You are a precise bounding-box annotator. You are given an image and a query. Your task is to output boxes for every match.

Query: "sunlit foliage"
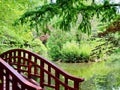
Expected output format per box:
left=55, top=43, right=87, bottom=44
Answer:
left=17, top=0, right=120, bottom=34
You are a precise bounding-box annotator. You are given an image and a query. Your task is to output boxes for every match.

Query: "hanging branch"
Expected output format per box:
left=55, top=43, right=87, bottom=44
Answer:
left=16, top=0, right=120, bottom=34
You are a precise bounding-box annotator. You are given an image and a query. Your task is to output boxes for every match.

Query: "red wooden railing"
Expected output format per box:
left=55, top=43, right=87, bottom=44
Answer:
left=0, top=49, right=84, bottom=90
left=0, top=58, right=42, bottom=90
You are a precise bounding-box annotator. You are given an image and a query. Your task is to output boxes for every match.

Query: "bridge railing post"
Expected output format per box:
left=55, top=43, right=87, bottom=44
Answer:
left=0, top=64, right=3, bottom=89
left=55, top=71, right=60, bottom=90
left=40, top=60, right=44, bottom=88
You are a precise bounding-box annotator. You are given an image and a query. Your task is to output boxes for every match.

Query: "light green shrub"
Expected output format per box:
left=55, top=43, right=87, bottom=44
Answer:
left=61, top=41, right=91, bottom=62
left=0, top=29, right=48, bottom=58
left=28, top=38, right=48, bottom=57
left=80, top=43, right=91, bottom=60
left=61, top=41, right=80, bottom=62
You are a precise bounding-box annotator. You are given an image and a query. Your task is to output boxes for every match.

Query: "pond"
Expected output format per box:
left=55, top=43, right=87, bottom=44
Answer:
left=56, top=53, right=120, bottom=90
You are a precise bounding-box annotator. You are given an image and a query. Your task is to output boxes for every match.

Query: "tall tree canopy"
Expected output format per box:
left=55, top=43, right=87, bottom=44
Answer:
left=17, top=0, right=120, bottom=35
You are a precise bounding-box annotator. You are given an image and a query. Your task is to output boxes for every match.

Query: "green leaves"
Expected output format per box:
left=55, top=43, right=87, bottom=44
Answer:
left=17, top=3, right=59, bottom=32
left=17, top=0, right=120, bottom=34
left=61, top=41, right=91, bottom=62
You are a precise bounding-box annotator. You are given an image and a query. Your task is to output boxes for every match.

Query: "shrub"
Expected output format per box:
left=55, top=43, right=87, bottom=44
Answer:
left=80, top=43, right=91, bottom=61
left=47, top=30, right=76, bottom=61
left=0, top=28, right=48, bottom=58
left=27, top=38, right=48, bottom=57
left=61, top=41, right=91, bottom=62
left=61, top=41, right=80, bottom=62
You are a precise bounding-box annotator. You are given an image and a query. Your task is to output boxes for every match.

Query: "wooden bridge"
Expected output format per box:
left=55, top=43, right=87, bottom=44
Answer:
left=0, top=49, right=84, bottom=90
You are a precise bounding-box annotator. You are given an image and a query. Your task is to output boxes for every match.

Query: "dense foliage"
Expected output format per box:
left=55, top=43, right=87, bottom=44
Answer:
left=13, top=0, right=120, bottom=63
left=0, top=0, right=48, bottom=56
left=61, top=41, right=91, bottom=62
left=1, top=0, right=120, bottom=90
left=17, top=0, right=120, bottom=34
left=1, top=0, right=120, bottom=62
left=46, top=29, right=77, bottom=61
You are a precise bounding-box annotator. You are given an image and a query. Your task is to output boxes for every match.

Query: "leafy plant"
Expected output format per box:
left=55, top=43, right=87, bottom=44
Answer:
left=61, top=41, right=91, bottom=62
left=61, top=41, right=80, bottom=62
left=18, top=0, right=119, bottom=35
left=46, top=29, right=76, bottom=61
left=29, top=39, right=48, bottom=57
left=80, top=43, right=91, bottom=61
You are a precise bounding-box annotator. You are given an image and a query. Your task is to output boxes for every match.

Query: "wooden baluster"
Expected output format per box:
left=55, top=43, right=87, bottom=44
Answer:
left=6, top=54, right=9, bottom=62
left=0, top=66, right=3, bottom=89
left=6, top=70, right=9, bottom=90
left=32, top=57, right=37, bottom=81
left=40, top=60, right=44, bottom=88
left=9, top=52, right=12, bottom=66
left=28, top=54, right=32, bottom=79
left=18, top=51, right=21, bottom=73
left=74, top=81, right=79, bottom=90
left=65, top=77, right=68, bottom=90
left=5, top=54, right=7, bottom=61
left=21, top=84, right=26, bottom=90
left=12, top=77, right=17, bottom=89
left=23, top=52, right=25, bottom=64
left=34, top=57, right=37, bottom=75
left=48, top=66, right=51, bottom=85
left=55, top=71, right=60, bottom=90
left=13, top=51, right=16, bottom=63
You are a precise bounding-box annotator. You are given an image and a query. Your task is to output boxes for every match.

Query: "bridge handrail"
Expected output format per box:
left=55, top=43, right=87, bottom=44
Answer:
left=0, top=58, right=42, bottom=90
left=0, top=49, right=84, bottom=90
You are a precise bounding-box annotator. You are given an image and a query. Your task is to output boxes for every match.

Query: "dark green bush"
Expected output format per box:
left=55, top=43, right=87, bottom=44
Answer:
left=47, top=30, right=76, bottom=61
